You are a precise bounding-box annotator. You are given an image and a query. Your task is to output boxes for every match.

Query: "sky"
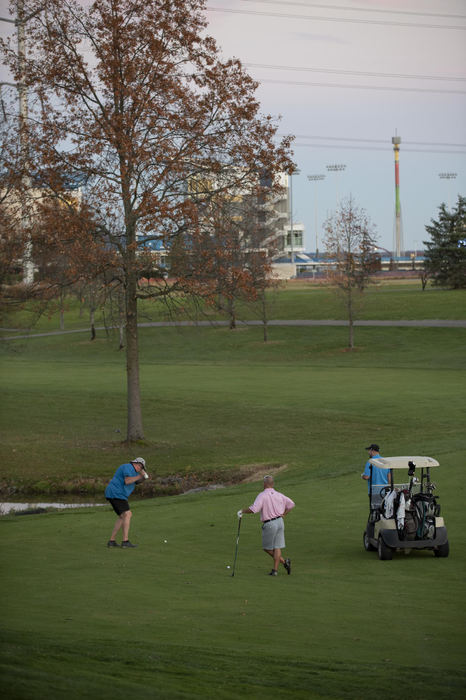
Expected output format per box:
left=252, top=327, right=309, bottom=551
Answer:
left=204, top=0, right=466, bottom=252
left=1, top=0, right=465, bottom=253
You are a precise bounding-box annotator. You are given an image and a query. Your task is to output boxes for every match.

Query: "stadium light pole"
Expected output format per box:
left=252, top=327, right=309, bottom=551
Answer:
left=438, top=172, right=457, bottom=211
left=289, top=168, right=300, bottom=267
left=307, top=174, right=325, bottom=258
left=326, top=164, right=346, bottom=209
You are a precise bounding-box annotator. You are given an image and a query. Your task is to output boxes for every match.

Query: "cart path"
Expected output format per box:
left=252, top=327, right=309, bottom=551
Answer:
left=1, top=318, right=465, bottom=340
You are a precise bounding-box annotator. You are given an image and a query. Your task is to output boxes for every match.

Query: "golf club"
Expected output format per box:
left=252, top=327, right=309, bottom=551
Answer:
left=231, top=516, right=242, bottom=577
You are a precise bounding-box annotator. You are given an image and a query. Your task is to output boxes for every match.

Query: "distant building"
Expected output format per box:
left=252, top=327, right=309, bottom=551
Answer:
left=293, top=250, right=425, bottom=278
left=271, top=173, right=306, bottom=279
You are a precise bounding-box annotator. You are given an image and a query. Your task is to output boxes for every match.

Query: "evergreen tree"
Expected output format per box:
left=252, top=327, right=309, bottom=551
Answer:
left=423, top=196, right=466, bottom=289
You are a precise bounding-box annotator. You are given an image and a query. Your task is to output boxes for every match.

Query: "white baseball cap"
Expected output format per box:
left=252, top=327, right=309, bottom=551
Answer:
left=132, top=457, right=146, bottom=468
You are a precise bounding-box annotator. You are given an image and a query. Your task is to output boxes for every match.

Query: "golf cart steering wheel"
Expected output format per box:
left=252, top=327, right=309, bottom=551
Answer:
left=379, top=486, right=391, bottom=498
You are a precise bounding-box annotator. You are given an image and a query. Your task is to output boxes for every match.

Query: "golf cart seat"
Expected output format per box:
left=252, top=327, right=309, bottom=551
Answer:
left=369, top=487, right=387, bottom=511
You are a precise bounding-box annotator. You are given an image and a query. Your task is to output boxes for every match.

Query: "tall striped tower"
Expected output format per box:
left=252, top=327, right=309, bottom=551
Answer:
left=392, top=134, right=403, bottom=258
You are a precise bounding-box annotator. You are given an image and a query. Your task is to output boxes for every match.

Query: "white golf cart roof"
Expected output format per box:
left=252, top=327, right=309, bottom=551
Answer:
left=370, top=456, right=439, bottom=470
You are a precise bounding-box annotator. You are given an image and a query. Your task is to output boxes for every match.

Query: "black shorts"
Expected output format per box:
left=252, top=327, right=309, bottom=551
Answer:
left=106, top=498, right=130, bottom=516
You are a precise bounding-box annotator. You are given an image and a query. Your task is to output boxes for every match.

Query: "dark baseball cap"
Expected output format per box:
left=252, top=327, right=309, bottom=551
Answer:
left=365, top=444, right=380, bottom=452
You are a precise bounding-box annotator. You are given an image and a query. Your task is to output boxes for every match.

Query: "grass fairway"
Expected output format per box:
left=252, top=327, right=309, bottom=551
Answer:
left=1, top=473, right=465, bottom=699
left=1, top=325, right=465, bottom=482
left=2, top=280, right=466, bottom=337
left=1, top=318, right=466, bottom=698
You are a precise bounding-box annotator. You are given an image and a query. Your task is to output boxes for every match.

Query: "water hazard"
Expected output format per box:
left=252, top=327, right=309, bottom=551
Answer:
left=0, top=501, right=107, bottom=516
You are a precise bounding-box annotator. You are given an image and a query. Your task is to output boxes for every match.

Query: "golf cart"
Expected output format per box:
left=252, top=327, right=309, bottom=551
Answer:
left=363, top=456, right=449, bottom=560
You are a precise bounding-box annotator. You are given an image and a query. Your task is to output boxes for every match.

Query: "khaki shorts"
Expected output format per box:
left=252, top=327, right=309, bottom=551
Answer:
left=262, top=517, right=285, bottom=550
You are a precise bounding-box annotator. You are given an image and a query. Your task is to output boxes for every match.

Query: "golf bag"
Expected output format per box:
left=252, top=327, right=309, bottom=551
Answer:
left=398, top=492, right=439, bottom=541
left=413, top=493, right=440, bottom=539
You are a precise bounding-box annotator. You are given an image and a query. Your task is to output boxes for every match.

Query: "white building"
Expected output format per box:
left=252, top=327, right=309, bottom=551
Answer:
left=270, top=173, right=306, bottom=279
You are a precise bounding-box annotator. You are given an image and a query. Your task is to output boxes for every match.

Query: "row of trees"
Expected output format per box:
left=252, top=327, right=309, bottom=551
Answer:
left=0, top=0, right=294, bottom=442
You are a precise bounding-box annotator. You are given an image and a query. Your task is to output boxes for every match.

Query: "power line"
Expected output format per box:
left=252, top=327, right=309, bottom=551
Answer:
left=282, top=134, right=466, bottom=148
left=244, top=62, right=466, bottom=83
left=257, top=77, right=466, bottom=95
left=206, top=6, right=466, bottom=31
left=237, top=0, right=466, bottom=21
left=293, top=142, right=466, bottom=155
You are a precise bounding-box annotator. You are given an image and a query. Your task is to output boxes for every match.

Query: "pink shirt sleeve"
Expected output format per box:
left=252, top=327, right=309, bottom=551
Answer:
left=283, top=495, right=295, bottom=511
left=249, top=490, right=265, bottom=513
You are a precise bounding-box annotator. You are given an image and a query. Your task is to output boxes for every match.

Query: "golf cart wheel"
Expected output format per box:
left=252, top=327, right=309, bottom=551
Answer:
left=363, top=530, right=376, bottom=552
left=378, top=536, right=393, bottom=561
left=434, top=541, right=450, bottom=558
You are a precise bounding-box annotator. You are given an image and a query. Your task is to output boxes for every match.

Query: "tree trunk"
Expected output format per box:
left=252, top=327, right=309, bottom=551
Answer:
left=90, top=307, right=96, bottom=340
left=59, top=291, right=65, bottom=330
left=228, top=297, right=236, bottom=329
left=102, top=309, right=110, bottom=338
left=118, top=289, right=125, bottom=350
left=125, top=270, right=144, bottom=441
left=348, top=287, right=354, bottom=349
left=261, top=289, right=268, bottom=342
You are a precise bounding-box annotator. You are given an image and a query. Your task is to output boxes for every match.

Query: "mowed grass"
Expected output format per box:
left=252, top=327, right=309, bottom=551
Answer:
left=1, top=303, right=466, bottom=698
left=2, top=280, right=466, bottom=335
left=1, top=467, right=465, bottom=699
left=1, top=325, right=465, bottom=481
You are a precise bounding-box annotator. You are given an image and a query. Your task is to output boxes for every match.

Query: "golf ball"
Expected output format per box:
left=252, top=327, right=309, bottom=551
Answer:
left=164, top=540, right=167, bottom=543
left=227, top=565, right=231, bottom=569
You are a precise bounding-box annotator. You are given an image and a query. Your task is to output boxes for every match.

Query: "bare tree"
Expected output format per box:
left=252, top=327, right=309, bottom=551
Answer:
left=323, top=196, right=378, bottom=349
left=419, top=266, right=429, bottom=291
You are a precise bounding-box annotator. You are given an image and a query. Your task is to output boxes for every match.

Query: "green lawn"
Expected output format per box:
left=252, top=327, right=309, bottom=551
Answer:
left=267, top=282, right=466, bottom=321
left=1, top=464, right=465, bottom=699
left=1, top=295, right=465, bottom=698
left=2, top=280, right=465, bottom=336
left=1, top=325, right=465, bottom=483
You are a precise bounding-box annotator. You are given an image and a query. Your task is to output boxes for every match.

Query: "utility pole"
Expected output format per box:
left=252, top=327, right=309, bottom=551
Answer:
left=289, top=169, right=300, bottom=270
left=18, top=0, right=34, bottom=284
left=0, top=0, right=39, bottom=284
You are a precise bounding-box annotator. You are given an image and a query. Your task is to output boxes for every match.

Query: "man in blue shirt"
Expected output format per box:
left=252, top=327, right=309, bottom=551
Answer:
left=105, top=457, right=149, bottom=548
left=361, top=444, right=391, bottom=501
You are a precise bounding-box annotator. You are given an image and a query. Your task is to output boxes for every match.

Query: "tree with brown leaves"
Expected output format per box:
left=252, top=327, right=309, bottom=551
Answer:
left=182, top=176, right=281, bottom=332
left=1, top=0, right=293, bottom=441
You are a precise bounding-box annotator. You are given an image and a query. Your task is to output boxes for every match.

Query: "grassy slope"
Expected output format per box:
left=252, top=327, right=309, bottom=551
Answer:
left=1, top=325, right=465, bottom=481
left=1, top=287, right=465, bottom=698
left=2, top=281, right=466, bottom=335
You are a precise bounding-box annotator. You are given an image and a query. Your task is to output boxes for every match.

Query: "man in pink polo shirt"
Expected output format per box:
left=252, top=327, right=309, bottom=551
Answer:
left=238, top=475, right=295, bottom=576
